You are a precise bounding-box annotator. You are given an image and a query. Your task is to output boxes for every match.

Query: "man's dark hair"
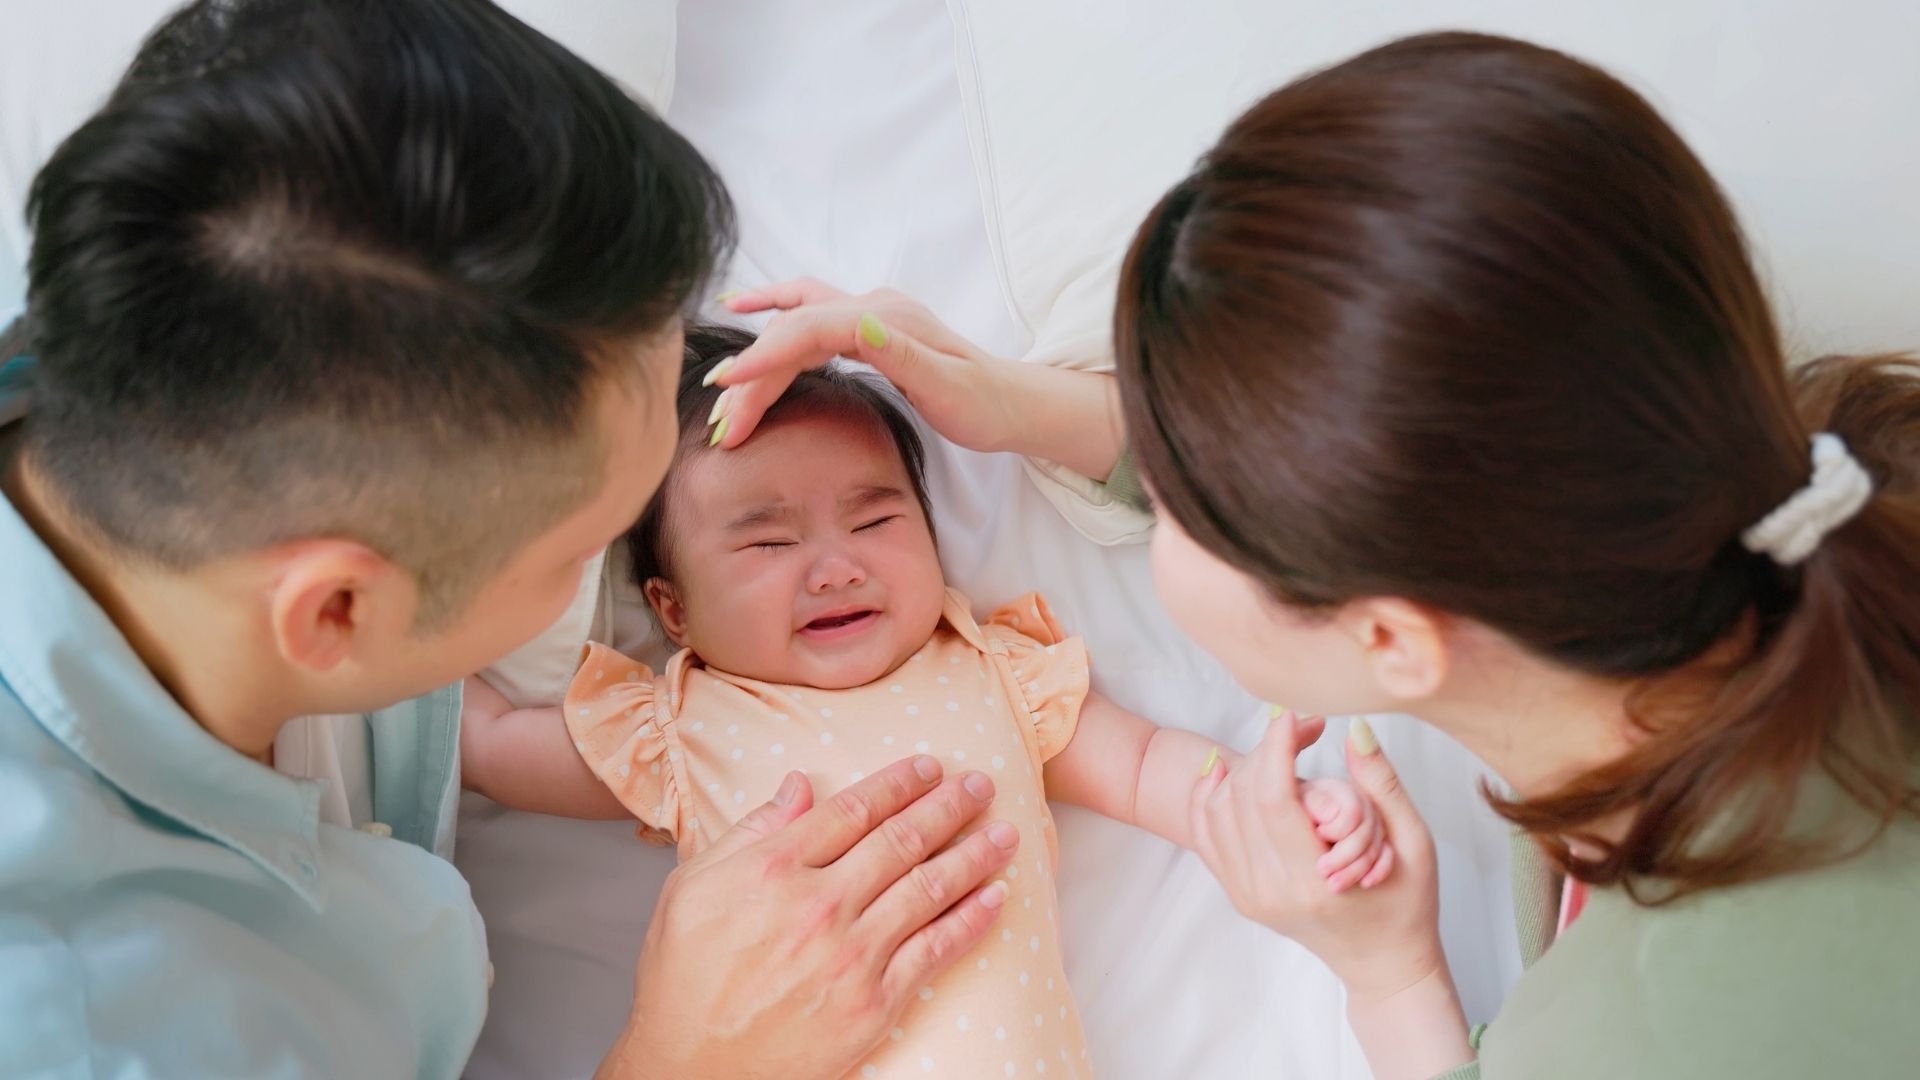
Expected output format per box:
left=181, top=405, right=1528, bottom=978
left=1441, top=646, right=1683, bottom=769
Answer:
left=20, top=0, right=732, bottom=624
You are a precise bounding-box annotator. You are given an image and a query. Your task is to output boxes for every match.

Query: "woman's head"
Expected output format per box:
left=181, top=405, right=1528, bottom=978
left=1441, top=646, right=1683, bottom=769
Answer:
left=1118, top=32, right=1920, bottom=893
left=629, top=325, right=945, bottom=689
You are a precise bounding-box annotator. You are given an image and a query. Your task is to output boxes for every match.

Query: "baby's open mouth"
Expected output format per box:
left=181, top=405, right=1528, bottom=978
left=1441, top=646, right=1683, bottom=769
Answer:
left=800, top=608, right=881, bottom=638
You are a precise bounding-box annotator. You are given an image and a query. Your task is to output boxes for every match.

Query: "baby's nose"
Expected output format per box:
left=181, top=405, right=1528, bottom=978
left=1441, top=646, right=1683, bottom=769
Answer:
left=808, top=550, right=868, bottom=592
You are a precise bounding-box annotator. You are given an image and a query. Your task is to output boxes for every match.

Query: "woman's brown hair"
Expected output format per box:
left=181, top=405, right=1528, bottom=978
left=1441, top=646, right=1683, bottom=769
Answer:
left=1116, top=31, right=1920, bottom=897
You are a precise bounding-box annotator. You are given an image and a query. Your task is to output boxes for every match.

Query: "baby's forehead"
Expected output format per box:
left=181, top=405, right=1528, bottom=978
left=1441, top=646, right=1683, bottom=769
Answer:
left=676, top=408, right=913, bottom=515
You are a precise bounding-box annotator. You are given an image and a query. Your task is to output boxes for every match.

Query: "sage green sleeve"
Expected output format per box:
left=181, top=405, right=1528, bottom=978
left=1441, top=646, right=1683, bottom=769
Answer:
left=1102, top=443, right=1150, bottom=510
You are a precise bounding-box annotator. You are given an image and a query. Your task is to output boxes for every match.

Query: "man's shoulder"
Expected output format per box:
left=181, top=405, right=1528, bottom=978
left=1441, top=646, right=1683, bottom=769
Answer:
left=0, top=682, right=123, bottom=881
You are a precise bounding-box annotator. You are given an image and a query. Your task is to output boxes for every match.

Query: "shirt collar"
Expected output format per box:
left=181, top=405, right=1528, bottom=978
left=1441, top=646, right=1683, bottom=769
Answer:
left=0, top=381, right=329, bottom=909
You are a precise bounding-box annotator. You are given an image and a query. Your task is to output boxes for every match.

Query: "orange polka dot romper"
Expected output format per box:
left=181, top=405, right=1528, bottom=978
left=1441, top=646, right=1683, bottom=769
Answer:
left=565, top=589, right=1091, bottom=1079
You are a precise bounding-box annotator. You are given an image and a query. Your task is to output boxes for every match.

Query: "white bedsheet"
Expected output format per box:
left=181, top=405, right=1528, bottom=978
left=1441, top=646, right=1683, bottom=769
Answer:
left=458, top=5, right=1520, bottom=1078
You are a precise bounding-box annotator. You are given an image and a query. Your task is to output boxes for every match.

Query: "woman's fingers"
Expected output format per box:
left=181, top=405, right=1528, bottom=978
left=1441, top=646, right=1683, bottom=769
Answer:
left=708, top=370, right=792, bottom=449
left=718, top=305, right=855, bottom=385
left=1345, top=719, right=1432, bottom=851
left=1188, top=759, right=1228, bottom=870
left=718, top=277, right=844, bottom=313
left=1287, top=709, right=1327, bottom=749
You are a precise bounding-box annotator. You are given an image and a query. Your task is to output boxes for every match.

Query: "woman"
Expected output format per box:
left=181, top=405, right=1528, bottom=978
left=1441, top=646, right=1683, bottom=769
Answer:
left=716, top=32, right=1919, bottom=1079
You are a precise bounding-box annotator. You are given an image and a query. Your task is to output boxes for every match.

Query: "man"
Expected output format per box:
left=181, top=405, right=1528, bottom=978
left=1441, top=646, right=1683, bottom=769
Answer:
left=0, top=2, right=1015, bottom=1076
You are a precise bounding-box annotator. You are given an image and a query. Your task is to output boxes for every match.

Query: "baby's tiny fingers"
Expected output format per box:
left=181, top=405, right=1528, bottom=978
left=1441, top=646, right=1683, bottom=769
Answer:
left=1359, top=843, right=1397, bottom=890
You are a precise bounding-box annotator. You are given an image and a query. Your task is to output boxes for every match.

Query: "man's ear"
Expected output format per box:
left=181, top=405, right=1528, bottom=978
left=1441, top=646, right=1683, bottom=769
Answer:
left=643, top=577, right=691, bottom=646
left=1335, top=597, right=1449, bottom=704
left=267, top=541, right=411, bottom=672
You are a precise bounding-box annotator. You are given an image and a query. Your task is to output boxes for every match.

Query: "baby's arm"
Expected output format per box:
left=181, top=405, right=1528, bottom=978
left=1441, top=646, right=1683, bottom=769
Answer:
left=459, top=675, right=631, bottom=820
left=1047, top=695, right=1392, bottom=886
left=1043, top=692, right=1239, bottom=849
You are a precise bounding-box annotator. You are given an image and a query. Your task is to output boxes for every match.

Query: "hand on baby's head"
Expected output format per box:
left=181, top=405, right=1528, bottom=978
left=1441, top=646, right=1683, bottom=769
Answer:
left=630, top=327, right=950, bottom=691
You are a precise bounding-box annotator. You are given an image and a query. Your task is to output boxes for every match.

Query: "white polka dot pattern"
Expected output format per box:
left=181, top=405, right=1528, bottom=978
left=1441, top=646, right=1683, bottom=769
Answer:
left=559, top=590, right=1091, bottom=1078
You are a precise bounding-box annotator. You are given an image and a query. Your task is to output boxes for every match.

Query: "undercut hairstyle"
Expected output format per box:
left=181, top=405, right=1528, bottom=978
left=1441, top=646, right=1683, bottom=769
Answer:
left=19, top=0, right=733, bottom=626
left=626, top=323, right=935, bottom=589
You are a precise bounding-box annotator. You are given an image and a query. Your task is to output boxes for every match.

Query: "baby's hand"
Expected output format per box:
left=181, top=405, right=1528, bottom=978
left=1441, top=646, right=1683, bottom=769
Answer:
left=1298, top=777, right=1395, bottom=893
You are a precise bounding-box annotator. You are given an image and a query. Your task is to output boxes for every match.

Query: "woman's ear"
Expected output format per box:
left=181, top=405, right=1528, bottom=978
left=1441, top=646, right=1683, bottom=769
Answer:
left=644, top=577, right=691, bottom=646
left=1337, top=597, right=1448, bottom=703
left=267, top=540, right=408, bottom=673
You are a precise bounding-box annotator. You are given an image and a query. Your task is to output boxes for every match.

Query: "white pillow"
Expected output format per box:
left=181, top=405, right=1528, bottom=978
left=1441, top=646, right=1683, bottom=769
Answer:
left=950, top=0, right=1920, bottom=540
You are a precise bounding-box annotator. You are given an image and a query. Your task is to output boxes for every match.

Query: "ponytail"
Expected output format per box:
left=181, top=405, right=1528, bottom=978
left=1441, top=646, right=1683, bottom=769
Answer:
left=1498, top=355, right=1920, bottom=899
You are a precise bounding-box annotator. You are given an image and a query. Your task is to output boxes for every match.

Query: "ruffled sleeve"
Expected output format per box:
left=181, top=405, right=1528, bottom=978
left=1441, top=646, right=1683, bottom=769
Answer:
left=982, top=593, right=1091, bottom=763
left=562, top=643, right=680, bottom=846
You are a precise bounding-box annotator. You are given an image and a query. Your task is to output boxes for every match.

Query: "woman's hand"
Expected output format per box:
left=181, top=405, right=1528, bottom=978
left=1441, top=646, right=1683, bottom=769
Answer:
left=599, top=755, right=1019, bottom=1080
left=1191, top=715, right=1474, bottom=1080
left=708, top=280, right=1124, bottom=480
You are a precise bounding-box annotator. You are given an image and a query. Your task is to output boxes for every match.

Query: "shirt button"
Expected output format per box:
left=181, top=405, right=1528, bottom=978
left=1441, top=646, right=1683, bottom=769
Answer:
left=361, top=821, right=394, bottom=839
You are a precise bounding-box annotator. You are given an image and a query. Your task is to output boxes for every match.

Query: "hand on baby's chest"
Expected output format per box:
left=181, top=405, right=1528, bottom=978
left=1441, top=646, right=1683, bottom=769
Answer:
left=676, top=641, right=1091, bottom=1078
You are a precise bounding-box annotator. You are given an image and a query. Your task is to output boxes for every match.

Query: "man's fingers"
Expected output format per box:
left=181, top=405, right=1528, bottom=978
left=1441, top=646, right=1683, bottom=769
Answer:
left=700, top=770, right=816, bottom=861
left=878, top=876, right=1010, bottom=1012
left=860, top=819, right=1018, bottom=955
left=831, top=769, right=999, bottom=908
left=789, top=756, right=947, bottom=868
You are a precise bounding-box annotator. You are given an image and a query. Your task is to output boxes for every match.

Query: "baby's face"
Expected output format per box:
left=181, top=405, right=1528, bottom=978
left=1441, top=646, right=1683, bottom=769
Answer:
left=652, top=410, right=945, bottom=689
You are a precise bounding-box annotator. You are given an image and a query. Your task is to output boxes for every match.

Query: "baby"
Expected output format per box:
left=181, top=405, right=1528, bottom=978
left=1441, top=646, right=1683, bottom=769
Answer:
left=461, top=324, right=1389, bottom=1079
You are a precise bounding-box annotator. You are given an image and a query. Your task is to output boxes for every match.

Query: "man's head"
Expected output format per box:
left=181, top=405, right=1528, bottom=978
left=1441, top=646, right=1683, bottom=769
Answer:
left=628, top=325, right=945, bottom=689
left=16, top=0, right=731, bottom=716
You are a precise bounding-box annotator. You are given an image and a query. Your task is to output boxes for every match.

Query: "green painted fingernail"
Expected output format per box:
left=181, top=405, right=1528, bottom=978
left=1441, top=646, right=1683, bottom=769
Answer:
left=714, top=290, right=743, bottom=304
left=1200, top=747, right=1220, bottom=778
left=709, top=415, right=730, bottom=447
left=700, top=357, right=736, bottom=387
left=1349, top=717, right=1378, bottom=755
left=858, top=313, right=889, bottom=349
left=707, top=389, right=731, bottom=426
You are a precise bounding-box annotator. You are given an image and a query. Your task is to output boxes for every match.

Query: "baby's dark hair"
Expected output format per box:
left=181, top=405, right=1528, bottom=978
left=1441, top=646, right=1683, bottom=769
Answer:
left=626, top=323, right=934, bottom=588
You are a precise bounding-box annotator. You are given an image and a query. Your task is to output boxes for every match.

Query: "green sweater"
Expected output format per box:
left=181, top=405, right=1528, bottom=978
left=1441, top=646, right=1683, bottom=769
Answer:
left=1438, top=781, right=1920, bottom=1079
left=1105, top=447, right=1919, bottom=1076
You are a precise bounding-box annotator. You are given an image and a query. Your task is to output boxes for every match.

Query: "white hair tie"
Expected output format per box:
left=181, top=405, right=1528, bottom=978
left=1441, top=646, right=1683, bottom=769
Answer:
left=1740, top=433, right=1874, bottom=565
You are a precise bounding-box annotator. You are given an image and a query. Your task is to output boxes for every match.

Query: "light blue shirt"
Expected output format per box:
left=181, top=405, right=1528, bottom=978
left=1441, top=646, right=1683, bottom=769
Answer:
left=0, top=356, right=488, bottom=1078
